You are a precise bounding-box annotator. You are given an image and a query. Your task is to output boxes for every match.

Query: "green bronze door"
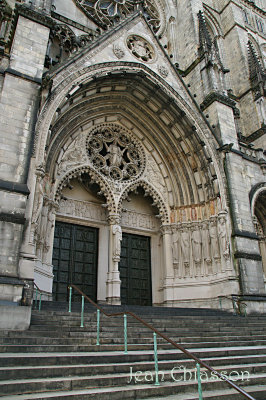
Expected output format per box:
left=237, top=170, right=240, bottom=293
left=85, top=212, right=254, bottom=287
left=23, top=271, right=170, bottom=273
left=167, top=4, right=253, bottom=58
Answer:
left=119, top=233, right=152, bottom=306
left=52, top=221, right=98, bottom=301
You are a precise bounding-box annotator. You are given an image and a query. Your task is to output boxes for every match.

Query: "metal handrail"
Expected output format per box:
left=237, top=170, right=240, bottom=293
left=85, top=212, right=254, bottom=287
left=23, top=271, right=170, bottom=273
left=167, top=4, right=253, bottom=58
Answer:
left=33, top=282, right=46, bottom=310
left=70, top=284, right=255, bottom=400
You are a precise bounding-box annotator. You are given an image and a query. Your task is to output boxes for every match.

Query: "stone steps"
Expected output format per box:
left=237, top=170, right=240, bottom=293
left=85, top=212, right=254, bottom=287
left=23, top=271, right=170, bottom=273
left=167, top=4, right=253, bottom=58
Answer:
left=1, top=368, right=266, bottom=396
left=1, top=359, right=265, bottom=381
left=1, top=304, right=266, bottom=399
left=1, top=336, right=266, bottom=347
left=0, top=381, right=265, bottom=400
left=1, top=339, right=266, bottom=353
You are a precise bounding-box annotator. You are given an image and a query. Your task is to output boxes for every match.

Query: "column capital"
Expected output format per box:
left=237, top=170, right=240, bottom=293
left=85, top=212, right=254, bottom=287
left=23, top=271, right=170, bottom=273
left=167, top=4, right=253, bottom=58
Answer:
left=160, top=224, right=172, bottom=235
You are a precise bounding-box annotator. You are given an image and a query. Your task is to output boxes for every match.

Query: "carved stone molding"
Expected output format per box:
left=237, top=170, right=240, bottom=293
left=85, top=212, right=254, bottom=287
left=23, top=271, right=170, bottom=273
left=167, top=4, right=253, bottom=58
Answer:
left=58, top=198, right=107, bottom=223
left=118, top=179, right=169, bottom=223
left=121, top=209, right=159, bottom=231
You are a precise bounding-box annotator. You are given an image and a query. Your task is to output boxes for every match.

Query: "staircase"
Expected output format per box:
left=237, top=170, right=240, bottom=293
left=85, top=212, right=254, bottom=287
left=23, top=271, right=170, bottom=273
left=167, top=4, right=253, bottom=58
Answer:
left=0, top=302, right=266, bottom=399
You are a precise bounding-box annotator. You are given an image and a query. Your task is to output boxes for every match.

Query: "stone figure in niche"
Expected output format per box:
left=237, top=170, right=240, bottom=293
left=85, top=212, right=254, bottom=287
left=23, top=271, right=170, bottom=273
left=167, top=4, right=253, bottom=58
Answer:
left=191, top=228, right=202, bottom=263
left=43, top=205, right=55, bottom=264
left=191, top=228, right=202, bottom=276
left=218, top=216, right=230, bottom=259
left=105, top=139, right=126, bottom=167
left=209, top=219, right=220, bottom=260
left=181, top=228, right=190, bottom=275
left=172, top=231, right=180, bottom=264
left=201, top=222, right=212, bottom=274
left=112, top=224, right=122, bottom=259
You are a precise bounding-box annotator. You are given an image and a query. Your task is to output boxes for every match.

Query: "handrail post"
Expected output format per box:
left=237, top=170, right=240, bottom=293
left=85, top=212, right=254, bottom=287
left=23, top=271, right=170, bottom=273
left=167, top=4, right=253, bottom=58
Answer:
left=219, top=297, right=222, bottom=310
left=96, top=309, right=100, bottom=346
left=80, top=296, right=84, bottom=328
left=196, top=363, right=203, bottom=400
left=153, top=332, right=160, bottom=386
left=35, top=288, right=38, bottom=309
left=39, top=293, right=42, bottom=311
left=124, top=314, right=128, bottom=354
left=68, top=286, right=72, bottom=313
left=232, top=296, right=237, bottom=315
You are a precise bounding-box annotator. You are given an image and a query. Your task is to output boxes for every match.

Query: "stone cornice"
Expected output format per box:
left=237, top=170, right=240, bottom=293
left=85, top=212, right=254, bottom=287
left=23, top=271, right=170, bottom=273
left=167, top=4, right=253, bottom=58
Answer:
left=200, top=91, right=236, bottom=111
left=239, top=0, right=266, bottom=16
left=15, top=3, right=54, bottom=28
left=245, top=124, right=266, bottom=144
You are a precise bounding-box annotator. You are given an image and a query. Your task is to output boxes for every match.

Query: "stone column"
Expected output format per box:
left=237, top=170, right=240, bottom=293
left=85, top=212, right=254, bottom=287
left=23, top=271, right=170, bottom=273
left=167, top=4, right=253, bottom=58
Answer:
left=106, top=214, right=121, bottom=305
left=161, top=225, right=174, bottom=304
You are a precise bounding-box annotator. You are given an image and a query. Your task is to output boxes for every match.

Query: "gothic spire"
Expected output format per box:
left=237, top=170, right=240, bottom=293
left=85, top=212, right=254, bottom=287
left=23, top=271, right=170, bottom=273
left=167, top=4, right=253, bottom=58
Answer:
left=198, top=10, right=212, bottom=56
left=247, top=40, right=266, bottom=100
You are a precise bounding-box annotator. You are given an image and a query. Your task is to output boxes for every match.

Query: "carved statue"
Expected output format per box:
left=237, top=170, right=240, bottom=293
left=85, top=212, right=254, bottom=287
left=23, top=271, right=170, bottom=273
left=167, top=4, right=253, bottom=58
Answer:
left=105, top=139, right=125, bottom=167
left=112, top=224, right=122, bottom=259
left=191, top=228, right=202, bottom=264
left=218, top=216, right=230, bottom=259
left=180, top=227, right=190, bottom=276
left=202, top=223, right=211, bottom=263
left=172, top=231, right=180, bottom=263
left=209, top=219, right=220, bottom=259
left=42, top=205, right=55, bottom=264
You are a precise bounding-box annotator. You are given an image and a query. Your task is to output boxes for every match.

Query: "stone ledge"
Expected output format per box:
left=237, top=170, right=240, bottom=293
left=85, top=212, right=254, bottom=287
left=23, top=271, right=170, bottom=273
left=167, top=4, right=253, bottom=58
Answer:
left=0, top=305, right=31, bottom=330
left=234, top=251, right=262, bottom=261
left=0, top=179, right=30, bottom=195
left=0, top=212, right=26, bottom=225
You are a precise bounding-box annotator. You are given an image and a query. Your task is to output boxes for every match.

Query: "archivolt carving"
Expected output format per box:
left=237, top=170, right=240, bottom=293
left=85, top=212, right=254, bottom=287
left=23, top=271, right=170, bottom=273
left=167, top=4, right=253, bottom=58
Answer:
left=118, top=179, right=169, bottom=223
left=55, top=166, right=115, bottom=213
left=56, top=133, right=88, bottom=177
left=144, top=154, right=168, bottom=201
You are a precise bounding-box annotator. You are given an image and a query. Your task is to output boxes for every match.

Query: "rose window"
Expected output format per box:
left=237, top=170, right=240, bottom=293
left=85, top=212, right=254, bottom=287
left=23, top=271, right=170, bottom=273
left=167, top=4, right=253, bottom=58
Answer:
left=86, top=124, right=145, bottom=182
left=75, top=0, right=161, bottom=32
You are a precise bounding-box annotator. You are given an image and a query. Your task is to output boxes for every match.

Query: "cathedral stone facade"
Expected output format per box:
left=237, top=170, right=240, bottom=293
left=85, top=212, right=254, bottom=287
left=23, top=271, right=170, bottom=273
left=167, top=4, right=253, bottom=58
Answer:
left=0, top=0, right=265, bottom=329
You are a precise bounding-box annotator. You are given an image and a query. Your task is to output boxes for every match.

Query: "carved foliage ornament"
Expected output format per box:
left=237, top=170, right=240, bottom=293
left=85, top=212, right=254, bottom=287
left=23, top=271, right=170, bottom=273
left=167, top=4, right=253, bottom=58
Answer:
left=86, top=123, right=145, bottom=183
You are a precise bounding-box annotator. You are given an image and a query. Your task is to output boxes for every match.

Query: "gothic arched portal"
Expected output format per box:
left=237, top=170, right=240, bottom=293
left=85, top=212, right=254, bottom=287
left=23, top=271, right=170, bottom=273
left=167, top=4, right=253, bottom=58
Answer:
left=27, top=66, right=238, bottom=306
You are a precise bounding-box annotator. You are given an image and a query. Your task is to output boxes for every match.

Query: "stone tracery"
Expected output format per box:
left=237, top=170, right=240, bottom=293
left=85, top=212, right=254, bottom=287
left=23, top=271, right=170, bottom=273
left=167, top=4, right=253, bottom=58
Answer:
left=86, top=123, right=145, bottom=183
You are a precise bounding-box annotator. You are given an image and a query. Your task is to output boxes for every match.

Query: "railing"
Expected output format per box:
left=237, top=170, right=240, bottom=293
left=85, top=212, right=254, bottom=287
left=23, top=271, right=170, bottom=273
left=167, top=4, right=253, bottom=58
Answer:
left=69, top=284, right=255, bottom=400
left=33, top=282, right=45, bottom=311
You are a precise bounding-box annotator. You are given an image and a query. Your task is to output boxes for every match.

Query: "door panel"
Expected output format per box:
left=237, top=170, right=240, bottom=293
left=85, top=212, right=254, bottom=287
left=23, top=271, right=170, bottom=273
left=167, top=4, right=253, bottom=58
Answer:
left=119, top=233, right=152, bottom=306
left=52, top=221, right=98, bottom=302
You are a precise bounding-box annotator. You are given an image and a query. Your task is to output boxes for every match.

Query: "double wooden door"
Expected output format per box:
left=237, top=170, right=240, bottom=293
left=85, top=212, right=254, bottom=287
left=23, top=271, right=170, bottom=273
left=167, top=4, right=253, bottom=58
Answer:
left=52, top=221, right=98, bottom=301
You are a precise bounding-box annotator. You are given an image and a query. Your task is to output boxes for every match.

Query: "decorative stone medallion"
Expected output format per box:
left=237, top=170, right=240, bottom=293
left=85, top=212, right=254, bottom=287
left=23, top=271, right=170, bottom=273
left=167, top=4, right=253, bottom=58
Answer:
left=158, top=65, right=169, bottom=78
left=86, top=123, right=145, bottom=182
left=126, top=35, right=155, bottom=62
left=113, top=44, right=125, bottom=59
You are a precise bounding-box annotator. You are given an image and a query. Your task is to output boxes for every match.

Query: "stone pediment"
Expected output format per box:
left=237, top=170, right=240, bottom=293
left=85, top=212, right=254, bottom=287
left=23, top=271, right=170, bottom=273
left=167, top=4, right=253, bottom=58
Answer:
left=46, top=11, right=193, bottom=109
